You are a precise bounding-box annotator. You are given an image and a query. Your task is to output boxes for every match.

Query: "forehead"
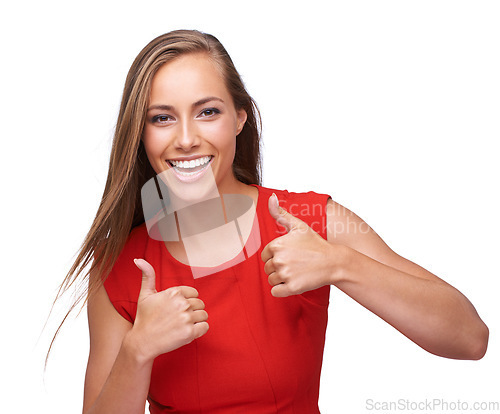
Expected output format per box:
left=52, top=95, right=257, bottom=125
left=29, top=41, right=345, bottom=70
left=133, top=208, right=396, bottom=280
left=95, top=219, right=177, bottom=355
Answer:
left=149, top=53, right=229, bottom=104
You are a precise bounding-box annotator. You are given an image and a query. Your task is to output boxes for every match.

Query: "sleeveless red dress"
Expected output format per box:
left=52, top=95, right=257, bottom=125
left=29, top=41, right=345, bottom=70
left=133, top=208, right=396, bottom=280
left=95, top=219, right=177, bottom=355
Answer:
left=104, top=185, right=331, bottom=413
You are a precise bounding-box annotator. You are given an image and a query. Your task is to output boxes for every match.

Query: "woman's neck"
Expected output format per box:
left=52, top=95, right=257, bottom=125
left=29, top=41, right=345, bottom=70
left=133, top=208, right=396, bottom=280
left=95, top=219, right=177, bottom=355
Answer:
left=163, top=182, right=259, bottom=267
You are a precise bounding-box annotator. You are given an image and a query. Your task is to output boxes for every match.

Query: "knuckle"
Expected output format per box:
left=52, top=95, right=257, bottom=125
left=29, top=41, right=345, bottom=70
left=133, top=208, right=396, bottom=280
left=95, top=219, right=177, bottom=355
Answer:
left=279, top=266, right=290, bottom=279
left=274, top=256, right=289, bottom=274
left=167, top=286, right=181, bottom=298
left=174, top=297, right=189, bottom=311
left=287, top=280, right=301, bottom=295
left=183, top=325, right=196, bottom=341
left=179, top=312, right=191, bottom=324
left=260, top=249, right=267, bottom=261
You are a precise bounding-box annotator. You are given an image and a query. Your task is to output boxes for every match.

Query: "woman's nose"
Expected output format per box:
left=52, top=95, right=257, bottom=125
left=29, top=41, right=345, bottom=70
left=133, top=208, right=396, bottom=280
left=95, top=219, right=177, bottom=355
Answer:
left=175, top=120, right=200, bottom=151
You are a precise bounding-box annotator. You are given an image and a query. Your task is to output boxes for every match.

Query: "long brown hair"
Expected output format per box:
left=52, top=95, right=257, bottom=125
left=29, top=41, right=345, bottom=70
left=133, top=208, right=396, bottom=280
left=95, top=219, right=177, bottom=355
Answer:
left=48, top=29, right=262, bottom=361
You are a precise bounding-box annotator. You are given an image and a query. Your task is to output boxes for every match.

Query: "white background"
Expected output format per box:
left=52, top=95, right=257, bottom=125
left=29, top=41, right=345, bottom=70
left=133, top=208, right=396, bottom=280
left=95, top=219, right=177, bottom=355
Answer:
left=1, top=1, right=498, bottom=413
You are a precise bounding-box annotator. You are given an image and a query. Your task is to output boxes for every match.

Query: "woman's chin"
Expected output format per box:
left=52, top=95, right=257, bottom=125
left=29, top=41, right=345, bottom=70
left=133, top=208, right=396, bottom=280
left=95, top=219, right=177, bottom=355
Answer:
left=158, top=165, right=220, bottom=209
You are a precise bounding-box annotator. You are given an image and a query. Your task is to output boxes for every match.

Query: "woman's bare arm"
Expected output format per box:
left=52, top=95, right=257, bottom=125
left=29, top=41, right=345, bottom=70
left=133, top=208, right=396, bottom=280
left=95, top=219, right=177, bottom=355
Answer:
left=82, top=284, right=152, bottom=414
left=262, top=195, right=488, bottom=360
left=324, top=198, right=488, bottom=359
left=83, top=259, right=209, bottom=413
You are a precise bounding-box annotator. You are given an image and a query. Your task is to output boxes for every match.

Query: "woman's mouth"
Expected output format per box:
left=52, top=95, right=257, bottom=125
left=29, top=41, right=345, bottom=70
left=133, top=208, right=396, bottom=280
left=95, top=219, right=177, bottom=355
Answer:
left=166, top=155, right=214, bottom=180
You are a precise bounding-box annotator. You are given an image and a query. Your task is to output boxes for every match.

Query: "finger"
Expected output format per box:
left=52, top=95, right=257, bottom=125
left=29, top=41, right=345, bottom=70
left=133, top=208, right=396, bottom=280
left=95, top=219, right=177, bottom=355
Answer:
left=134, top=258, right=157, bottom=300
left=267, top=272, right=283, bottom=287
left=193, top=321, right=209, bottom=339
left=263, top=258, right=275, bottom=276
left=176, top=286, right=200, bottom=299
left=191, top=309, right=208, bottom=324
left=268, top=193, right=307, bottom=233
left=271, top=283, right=291, bottom=298
left=261, top=242, right=274, bottom=263
left=187, top=297, right=205, bottom=311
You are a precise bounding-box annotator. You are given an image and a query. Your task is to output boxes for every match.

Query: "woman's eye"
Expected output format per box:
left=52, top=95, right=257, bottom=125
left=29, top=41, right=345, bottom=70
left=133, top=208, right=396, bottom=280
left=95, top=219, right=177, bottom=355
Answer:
left=151, top=114, right=172, bottom=124
left=199, top=108, right=220, bottom=117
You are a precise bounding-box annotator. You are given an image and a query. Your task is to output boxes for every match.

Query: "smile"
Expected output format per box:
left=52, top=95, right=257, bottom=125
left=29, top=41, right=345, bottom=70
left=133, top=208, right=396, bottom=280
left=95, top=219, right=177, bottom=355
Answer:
left=167, top=155, right=213, bottom=178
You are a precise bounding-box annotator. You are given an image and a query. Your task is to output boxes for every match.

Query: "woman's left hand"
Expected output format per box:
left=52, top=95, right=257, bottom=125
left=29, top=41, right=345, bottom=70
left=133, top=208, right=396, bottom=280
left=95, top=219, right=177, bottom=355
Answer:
left=261, top=194, right=344, bottom=297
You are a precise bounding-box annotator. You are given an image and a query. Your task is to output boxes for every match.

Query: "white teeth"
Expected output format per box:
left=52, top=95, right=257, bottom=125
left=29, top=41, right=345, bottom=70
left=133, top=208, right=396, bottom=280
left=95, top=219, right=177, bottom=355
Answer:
left=169, top=156, right=211, bottom=170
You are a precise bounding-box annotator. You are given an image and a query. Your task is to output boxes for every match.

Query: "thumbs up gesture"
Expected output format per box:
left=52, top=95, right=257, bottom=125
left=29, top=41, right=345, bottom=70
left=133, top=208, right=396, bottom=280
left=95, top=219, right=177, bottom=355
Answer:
left=261, top=194, right=337, bottom=297
left=129, top=259, right=209, bottom=360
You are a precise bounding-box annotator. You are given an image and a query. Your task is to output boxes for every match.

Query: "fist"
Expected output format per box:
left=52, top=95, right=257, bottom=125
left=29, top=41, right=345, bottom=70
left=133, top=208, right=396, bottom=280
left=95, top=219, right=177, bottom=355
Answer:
left=131, top=258, right=209, bottom=360
left=261, top=194, right=337, bottom=297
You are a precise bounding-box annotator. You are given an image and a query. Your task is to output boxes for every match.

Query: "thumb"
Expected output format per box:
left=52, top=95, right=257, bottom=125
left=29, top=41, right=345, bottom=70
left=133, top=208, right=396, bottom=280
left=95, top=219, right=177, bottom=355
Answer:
left=134, top=258, right=157, bottom=300
left=268, top=193, right=307, bottom=233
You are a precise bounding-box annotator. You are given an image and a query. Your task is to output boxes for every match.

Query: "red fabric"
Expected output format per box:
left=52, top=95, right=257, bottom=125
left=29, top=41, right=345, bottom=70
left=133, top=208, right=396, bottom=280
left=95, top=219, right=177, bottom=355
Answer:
left=104, top=185, right=331, bottom=413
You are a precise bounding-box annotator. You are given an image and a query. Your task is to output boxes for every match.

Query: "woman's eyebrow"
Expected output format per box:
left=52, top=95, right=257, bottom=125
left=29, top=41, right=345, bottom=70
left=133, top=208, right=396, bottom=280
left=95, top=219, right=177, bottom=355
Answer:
left=192, top=96, right=224, bottom=107
left=147, top=97, right=224, bottom=112
left=147, top=104, right=173, bottom=112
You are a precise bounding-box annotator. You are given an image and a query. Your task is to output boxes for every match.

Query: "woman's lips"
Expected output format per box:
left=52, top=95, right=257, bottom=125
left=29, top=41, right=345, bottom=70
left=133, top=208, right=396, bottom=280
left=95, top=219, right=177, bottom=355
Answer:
left=166, top=155, right=214, bottom=183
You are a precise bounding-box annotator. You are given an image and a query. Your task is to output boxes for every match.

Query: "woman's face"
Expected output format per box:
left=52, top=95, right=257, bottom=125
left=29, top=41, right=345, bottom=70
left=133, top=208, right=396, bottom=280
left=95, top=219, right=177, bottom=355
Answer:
left=142, top=53, right=247, bottom=200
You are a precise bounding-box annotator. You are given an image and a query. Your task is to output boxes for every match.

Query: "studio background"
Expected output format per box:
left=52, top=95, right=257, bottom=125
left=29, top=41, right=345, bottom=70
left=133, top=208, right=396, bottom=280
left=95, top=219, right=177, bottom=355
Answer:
left=0, top=1, right=498, bottom=413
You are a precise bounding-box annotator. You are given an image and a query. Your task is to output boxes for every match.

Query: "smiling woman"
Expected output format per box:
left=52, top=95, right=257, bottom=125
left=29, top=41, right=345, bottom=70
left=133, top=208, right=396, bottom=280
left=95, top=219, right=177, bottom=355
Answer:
left=142, top=53, right=249, bottom=197
left=54, top=29, right=488, bottom=414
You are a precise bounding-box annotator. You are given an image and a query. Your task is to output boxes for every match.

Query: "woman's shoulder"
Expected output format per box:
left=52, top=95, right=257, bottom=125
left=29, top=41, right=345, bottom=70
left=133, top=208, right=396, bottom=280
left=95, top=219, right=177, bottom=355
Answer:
left=254, top=184, right=331, bottom=209
left=102, top=223, right=150, bottom=302
left=128, top=222, right=150, bottom=243
left=254, top=184, right=331, bottom=236
left=108, top=223, right=150, bottom=269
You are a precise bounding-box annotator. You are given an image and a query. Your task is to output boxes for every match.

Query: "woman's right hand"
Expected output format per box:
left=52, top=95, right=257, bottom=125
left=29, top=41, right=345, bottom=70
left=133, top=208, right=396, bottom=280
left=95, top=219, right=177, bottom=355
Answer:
left=128, top=258, right=209, bottom=361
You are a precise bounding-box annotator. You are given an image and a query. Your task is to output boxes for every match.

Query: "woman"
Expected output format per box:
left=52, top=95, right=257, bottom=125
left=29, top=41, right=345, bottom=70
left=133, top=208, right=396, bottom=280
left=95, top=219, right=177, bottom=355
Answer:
left=70, top=30, right=488, bottom=413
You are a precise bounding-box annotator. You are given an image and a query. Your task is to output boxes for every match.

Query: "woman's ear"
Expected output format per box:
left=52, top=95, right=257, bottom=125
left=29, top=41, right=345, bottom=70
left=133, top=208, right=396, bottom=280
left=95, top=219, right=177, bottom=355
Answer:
left=236, top=109, right=248, bottom=135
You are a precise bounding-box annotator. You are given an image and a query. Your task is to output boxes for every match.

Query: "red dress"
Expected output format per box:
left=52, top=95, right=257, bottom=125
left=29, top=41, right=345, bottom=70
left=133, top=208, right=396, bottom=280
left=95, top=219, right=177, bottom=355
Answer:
left=104, top=185, right=331, bottom=413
